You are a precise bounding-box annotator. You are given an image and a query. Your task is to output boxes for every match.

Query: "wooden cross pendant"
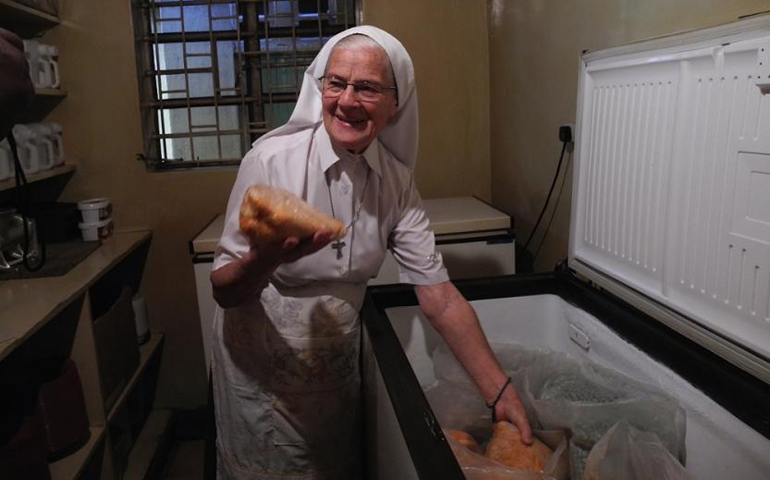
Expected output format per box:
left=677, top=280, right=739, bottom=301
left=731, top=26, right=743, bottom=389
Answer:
left=331, top=239, right=346, bottom=260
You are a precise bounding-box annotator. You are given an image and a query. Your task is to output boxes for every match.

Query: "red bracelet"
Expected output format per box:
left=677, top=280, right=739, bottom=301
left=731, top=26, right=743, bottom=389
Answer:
left=486, top=376, right=512, bottom=423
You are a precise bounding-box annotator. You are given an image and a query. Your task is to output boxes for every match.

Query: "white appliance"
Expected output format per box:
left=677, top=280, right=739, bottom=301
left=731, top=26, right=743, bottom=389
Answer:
left=362, top=14, right=770, bottom=480
left=190, top=197, right=515, bottom=375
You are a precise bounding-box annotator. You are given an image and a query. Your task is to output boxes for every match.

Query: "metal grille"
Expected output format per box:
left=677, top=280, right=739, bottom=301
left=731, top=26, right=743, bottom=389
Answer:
left=131, top=0, right=359, bottom=170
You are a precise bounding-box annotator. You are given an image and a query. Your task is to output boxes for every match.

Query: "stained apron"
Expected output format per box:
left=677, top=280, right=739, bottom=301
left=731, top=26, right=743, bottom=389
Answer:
left=212, top=279, right=367, bottom=480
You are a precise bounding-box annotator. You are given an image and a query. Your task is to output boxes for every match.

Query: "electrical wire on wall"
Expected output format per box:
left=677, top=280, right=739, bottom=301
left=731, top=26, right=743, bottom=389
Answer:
left=516, top=125, right=574, bottom=269
left=532, top=146, right=573, bottom=264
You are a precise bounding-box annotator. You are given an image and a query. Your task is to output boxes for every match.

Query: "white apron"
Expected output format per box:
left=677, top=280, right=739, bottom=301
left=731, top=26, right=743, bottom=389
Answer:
left=212, top=279, right=367, bottom=480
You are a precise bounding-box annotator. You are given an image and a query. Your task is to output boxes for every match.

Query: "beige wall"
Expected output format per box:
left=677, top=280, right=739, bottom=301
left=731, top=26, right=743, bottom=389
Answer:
left=489, top=0, right=769, bottom=272
left=42, top=0, right=490, bottom=408
left=364, top=0, right=491, bottom=200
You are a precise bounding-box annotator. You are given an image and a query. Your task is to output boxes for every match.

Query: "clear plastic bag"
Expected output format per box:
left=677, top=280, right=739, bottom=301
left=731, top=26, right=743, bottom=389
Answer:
left=513, top=349, right=687, bottom=471
left=583, top=420, right=694, bottom=480
left=443, top=428, right=569, bottom=480
left=424, top=381, right=569, bottom=479
left=429, top=342, right=687, bottom=480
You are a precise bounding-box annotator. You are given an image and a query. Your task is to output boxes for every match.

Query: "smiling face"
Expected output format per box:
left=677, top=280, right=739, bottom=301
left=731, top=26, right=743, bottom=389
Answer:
left=321, top=46, right=398, bottom=154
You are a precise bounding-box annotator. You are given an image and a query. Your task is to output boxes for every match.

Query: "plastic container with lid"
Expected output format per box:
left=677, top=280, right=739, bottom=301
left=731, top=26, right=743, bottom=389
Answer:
left=77, top=198, right=112, bottom=224
left=78, top=217, right=113, bottom=242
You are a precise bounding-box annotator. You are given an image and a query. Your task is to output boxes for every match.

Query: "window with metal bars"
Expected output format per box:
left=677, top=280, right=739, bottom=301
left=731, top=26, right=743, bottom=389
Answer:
left=130, top=0, right=359, bottom=170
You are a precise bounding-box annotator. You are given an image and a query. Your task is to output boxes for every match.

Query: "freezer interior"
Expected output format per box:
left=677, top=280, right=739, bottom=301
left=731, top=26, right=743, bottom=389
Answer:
left=362, top=276, right=770, bottom=480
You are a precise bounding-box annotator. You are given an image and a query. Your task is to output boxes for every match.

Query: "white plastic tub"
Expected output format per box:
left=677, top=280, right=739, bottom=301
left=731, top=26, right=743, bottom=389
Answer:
left=78, top=217, right=113, bottom=242
left=77, top=198, right=112, bottom=224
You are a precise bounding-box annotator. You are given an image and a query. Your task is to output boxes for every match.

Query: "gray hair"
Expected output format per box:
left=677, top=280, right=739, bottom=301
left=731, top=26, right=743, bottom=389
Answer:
left=326, top=34, right=397, bottom=89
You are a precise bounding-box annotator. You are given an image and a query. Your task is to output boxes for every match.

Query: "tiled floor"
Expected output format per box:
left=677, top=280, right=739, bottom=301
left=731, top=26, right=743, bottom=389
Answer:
left=163, top=440, right=205, bottom=480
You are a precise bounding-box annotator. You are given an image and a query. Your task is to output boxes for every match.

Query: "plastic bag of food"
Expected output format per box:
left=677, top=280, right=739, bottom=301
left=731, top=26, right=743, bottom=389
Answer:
left=424, top=379, right=569, bottom=479
left=583, top=420, right=693, bottom=480
left=514, top=349, right=687, bottom=473
left=429, top=342, right=687, bottom=479
left=443, top=427, right=569, bottom=480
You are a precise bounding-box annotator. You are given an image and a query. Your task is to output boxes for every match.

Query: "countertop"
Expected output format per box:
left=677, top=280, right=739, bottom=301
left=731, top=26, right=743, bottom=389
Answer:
left=0, top=229, right=152, bottom=362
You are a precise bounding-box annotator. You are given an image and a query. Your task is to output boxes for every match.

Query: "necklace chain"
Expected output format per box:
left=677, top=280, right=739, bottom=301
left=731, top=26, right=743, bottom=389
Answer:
left=326, top=167, right=370, bottom=230
left=326, top=167, right=370, bottom=260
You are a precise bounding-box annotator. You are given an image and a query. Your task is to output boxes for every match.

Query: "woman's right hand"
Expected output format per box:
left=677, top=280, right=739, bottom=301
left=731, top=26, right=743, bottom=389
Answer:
left=211, top=229, right=336, bottom=308
left=253, top=229, right=337, bottom=267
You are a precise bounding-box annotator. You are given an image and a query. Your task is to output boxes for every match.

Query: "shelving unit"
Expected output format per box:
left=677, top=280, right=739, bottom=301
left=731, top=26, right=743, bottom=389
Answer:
left=1, top=1, right=72, bottom=191
left=107, top=333, right=163, bottom=423
left=0, top=231, right=165, bottom=480
left=2, top=5, right=170, bottom=480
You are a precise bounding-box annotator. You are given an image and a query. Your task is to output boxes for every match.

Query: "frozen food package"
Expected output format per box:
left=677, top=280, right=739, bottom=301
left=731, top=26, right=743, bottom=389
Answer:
left=485, top=421, right=553, bottom=473
left=442, top=427, right=568, bottom=480
left=239, top=185, right=346, bottom=244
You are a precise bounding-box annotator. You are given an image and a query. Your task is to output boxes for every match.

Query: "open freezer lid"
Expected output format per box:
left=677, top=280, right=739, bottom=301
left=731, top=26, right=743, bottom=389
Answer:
left=568, top=13, right=770, bottom=383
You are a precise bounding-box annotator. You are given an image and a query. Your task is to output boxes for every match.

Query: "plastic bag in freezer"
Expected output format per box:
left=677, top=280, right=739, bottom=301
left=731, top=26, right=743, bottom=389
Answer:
left=428, top=342, right=687, bottom=479
left=583, top=420, right=694, bottom=480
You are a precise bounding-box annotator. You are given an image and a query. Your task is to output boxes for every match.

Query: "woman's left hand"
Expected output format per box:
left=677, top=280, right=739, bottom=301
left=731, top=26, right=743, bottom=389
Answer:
left=493, top=383, right=533, bottom=445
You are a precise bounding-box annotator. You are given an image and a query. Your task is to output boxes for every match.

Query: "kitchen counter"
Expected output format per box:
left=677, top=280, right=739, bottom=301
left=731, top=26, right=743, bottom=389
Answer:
left=0, top=229, right=152, bottom=362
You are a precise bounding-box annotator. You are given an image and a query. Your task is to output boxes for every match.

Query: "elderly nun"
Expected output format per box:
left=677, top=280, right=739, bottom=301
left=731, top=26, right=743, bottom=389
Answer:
left=210, top=25, right=532, bottom=479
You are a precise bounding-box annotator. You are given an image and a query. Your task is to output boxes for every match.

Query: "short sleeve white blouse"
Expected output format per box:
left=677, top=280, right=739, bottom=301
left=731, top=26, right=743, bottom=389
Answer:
left=213, top=123, right=449, bottom=287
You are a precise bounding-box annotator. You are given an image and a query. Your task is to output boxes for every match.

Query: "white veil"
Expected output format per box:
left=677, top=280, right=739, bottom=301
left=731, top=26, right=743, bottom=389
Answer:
left=252, top=25, right=419, bottom=170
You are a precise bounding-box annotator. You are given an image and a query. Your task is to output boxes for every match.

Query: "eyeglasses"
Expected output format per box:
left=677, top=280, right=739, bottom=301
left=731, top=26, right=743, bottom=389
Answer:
left=320, top=76, right=397, bottom=102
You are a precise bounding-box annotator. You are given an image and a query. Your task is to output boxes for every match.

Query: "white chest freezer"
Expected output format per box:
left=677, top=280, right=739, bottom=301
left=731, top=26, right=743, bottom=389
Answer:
left=189, top=197, right=515, bottom=375
left=362, top=13, right=770, bottom=480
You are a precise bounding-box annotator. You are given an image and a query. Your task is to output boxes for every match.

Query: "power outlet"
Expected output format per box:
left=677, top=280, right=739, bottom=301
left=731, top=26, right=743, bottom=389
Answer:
left=559, top=124, right=576, bottom=143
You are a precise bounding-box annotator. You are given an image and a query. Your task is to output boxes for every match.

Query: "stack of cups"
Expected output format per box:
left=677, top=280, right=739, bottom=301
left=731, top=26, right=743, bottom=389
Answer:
left=77, top=198, right=113, bottom=241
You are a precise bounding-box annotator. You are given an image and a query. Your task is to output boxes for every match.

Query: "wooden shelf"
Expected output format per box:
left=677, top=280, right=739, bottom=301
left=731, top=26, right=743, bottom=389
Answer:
left=124, top=410, right=174, bottom=480
left=13, top=89, right=68, bottom=123
left=49, top=426, right=107, bottom=480
left=107, top=332, right=165, bottom=424
left=0, top=163, right=75, bottom=192
left=0, top=0, right=59, bottom=37
left=34, top=88, right=67, bottom=97
left=0, top=230, right=152, bottom=362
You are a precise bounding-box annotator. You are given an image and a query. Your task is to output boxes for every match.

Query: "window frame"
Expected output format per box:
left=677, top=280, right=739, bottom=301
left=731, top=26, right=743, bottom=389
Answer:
left=130, top=0, right=361, bottom=170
